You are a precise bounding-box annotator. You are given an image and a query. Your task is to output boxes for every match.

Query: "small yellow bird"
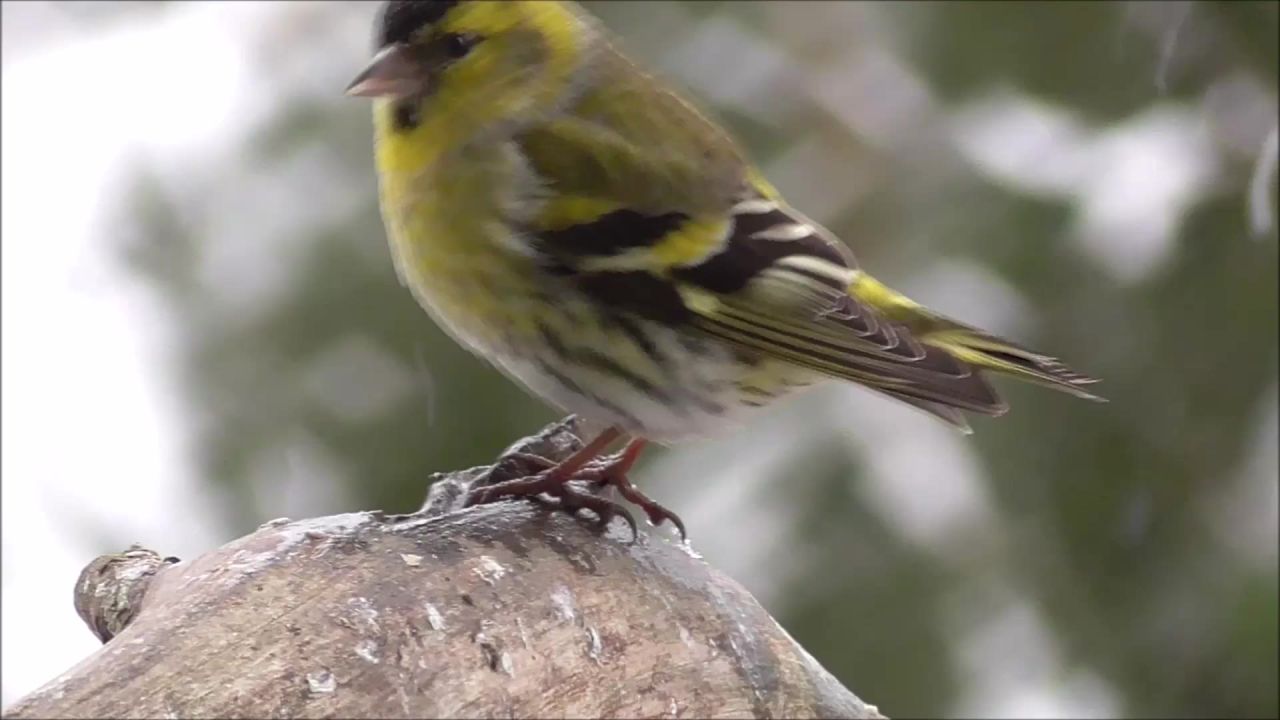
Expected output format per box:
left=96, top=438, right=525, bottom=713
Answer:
left=347, top=0, right=1101, bottom=538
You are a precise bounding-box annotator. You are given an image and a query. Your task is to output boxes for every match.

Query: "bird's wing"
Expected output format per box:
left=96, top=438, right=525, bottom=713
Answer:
left=518, top=45, right=1007, bottom=421
left=517, top=44, right=748, bottom=218
left=670, top=191, right=1008, bottom=417
left=528, top=179, right=1008, bottom=421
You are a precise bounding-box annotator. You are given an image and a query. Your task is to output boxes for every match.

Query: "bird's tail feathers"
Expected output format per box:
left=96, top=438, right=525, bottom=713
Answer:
left=849, top=272, right=1104, bottom=403
left=919, top=319, right=1105, bottom=402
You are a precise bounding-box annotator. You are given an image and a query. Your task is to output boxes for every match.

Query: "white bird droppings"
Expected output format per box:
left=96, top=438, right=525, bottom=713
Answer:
left=586, top=626, right=604, bottom=665
left=355, top=639, right=380, bottom=664
left=424, top=602, right=445, bottom=630
left=678, top=625, right=693, bottom=647
left=473, top=555, right=508, bottom=585
left=347, top=597, right=381, bottom=633
left=550, top=584, right=578, bottom=622
left=516, top=616, right=532, bottom=649
left=307, top=670, right=336, bottom=694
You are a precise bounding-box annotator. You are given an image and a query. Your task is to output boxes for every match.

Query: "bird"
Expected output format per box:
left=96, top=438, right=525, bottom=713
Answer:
left=346, top=0, right=1102, bottom=540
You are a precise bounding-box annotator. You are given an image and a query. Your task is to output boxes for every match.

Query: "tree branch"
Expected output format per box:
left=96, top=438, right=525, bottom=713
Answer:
left=5, top=418, right=883, bottom=719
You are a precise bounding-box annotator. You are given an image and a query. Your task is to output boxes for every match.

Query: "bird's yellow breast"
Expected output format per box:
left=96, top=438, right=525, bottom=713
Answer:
left=374, top=109, right=546, bottom=353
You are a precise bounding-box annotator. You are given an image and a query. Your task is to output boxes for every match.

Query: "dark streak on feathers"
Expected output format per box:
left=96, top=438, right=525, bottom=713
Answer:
left=537, top=210, right=689, bottom=258
left=569, top=271, right=691, bottom=327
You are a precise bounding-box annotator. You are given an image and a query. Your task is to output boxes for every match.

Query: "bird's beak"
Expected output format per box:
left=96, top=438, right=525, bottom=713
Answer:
left=345, top=44, right=425, bottom=100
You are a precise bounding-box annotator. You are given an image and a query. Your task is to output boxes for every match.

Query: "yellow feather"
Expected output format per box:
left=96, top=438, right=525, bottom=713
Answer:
left=575, top=216, right=731, bottom=273
left=849, top=271, right=922, bottom=319
left=537, top=196, right=624, bottom=231
left=653, top=217, right=732, bottom=268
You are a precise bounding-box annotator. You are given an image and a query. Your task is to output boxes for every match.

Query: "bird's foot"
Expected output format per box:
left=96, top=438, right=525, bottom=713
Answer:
left=576, top=454, right=687, bottom=541
left=464, top=460, right=639, bottom=540
left=464, top=437, right=685, bottom=542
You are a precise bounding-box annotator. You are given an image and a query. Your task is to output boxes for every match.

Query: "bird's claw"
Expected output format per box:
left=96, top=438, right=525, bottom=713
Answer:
left=553, top=482, right=639, bottom=541
left=463, top=468, right=642, bottom=542
left=465, top=439, right=685, bottom=543
left=581, top=465, right=687, bottom=542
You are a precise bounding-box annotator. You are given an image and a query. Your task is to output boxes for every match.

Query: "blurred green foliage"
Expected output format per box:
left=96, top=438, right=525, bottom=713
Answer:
left=106, top=1, right=1277, bottom=717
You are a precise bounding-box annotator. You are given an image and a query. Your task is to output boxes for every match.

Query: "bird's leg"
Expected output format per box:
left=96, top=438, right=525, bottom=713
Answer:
left=467, top=428, right=618, bottom=503
left=464, top=427, right=639, bottom=537
left=579, top=439, right=687, bottom=541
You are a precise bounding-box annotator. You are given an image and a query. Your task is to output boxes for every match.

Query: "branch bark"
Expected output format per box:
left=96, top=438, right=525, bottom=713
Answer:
left=5, top=418, right=883, bottom=720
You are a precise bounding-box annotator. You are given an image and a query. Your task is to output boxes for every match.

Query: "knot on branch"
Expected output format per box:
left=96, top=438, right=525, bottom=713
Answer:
left=73, top=545, right=179, bottom=643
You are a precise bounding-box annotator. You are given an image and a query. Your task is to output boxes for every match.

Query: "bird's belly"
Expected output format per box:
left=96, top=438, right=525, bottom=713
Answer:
left=386, top=213, right=543, bottom=360
left=406, top=265, right=819, bottom=441
left=487, top=309, right=820, bottom=443
left=379, top=155, right=818, bottom=441
left=493, top=324, right=736, bottom=442
left=398, top=256, right=538, bottom=359
left=392, top=232, right=818, bottom=440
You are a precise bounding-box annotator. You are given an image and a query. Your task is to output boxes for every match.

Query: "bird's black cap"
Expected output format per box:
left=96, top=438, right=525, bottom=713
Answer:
left=378, top=1, right=458, bottom=47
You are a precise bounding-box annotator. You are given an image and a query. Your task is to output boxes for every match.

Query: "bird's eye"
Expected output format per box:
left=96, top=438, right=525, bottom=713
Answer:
left=442, top=33, right=478, bottom=60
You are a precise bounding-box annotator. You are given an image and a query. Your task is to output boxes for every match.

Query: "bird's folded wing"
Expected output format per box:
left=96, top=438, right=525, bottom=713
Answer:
left=676, top=197, right=1006, bottom=415
left=517, top=46, right=749, bottom=220
left=530, top=182, right=1008, bottom=419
